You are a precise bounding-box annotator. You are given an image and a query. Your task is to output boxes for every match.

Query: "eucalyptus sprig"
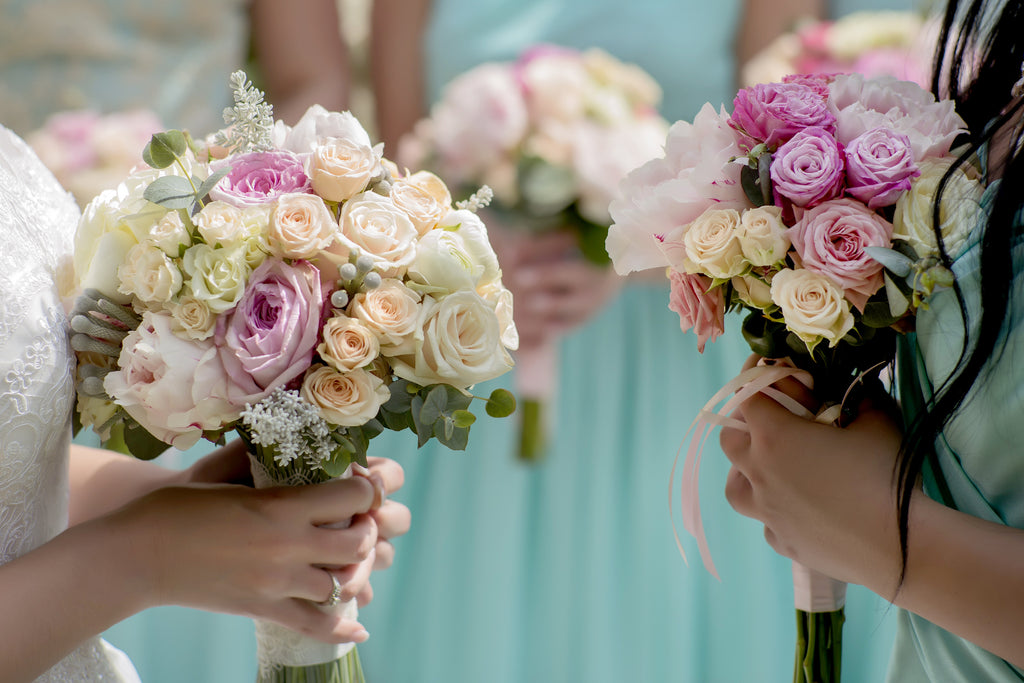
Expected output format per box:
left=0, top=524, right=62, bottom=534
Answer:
left=141, top=129, right=230, bottom=214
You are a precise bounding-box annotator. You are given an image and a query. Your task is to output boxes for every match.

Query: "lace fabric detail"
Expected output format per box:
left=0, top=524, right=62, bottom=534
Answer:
left=0, top=126, right=140, bottom=682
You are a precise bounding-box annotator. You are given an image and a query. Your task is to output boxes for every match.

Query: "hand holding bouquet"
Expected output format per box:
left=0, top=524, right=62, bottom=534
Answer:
left=70, top=71, right=518, bottom=682
left=402, top=45, right=668, bottom=461
left=608, top=72, right=981, bottom=682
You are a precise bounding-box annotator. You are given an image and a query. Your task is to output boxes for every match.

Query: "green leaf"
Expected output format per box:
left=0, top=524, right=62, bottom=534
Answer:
left=195, top=166, right=232, bottom=201
left=757, top=151, right=773, bottom=205
left=884, top=272, right=910, bottom=318
left=442, top=416, right=455, bottom=440
left=485, top=388, right=516, bottom=418
left=323, top=449, right=354, bottom=477
left=741, top=311, right=787, bottom=359
left=864, top=246, right=915, bottom=278
left=419, top=385, right=449, bottom=426
left=144, top=175, right=197, bottom=209
left=122, top=424, right=171, bottom=460
left=382, top=379, right=414, bottom=413
left=574, top=219, right=612, bottom=266
left=441, top=384, right=473, bottom=411
left=434, top=423, right=469, bottom=451
left=452, top=409, right=476, bottom=428
left=740, top=164, right=766, bottom=207
left=861, top=300, right=901, bottom=328
left=361, top=418, right=384, bottom=440
left=143, top=130, right=187, bottom=169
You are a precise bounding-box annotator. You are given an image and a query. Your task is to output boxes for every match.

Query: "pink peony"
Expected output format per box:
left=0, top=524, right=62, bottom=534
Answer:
left=770, top=127, right=846, bottom=208
left=788, top=198, right=894, bottom=311
left=209, top=150, right=312, bottom=208
left=667, top=270, right=726, bottom=352
left=104, top=312, right=237, bottom=450
left=607, top=103, right=749, bottom=275
left=844, top=127, right=919, bottom=209
left=215, top=259, right=326, bottom=407
left=730, top=82, right=836, bottom=150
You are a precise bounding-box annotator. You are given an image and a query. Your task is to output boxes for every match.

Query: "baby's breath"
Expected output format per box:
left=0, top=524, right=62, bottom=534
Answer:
left=240, top=388, right=335, bottom=469
left=215, top=70, right=275, bottom=153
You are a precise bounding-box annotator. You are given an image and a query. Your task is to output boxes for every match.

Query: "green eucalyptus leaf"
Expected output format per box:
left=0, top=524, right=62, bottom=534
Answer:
left=435, top=423, right=469, bottom=451
left=143, top=130, right=187, bottom=169
left=361, top=418, right=384, bottom=440
left=442, top=416, right=455, bottom=440
left=485, top=388, right=516, bottom=418
left=323, top=449, right=354, bottom=477
left=196, top=166, right=232, bottom=201
left=452, top=409, right=476, bottom=428
left=740, top=164, right=766, bottom=207
left=122, top=425, right=170, bottom=461
left=442, top=384, right=473, bottom=411
left=383, top=379, right=414, bottom=413
left=864, top=246, right=915, bottom=278
left=756, top=151, right=773, bottom=205
left=144, top=175, right=197, bottom=209
left=419, top=385, right=449, bottom=426
left=884, top=272, right=910, bottom=318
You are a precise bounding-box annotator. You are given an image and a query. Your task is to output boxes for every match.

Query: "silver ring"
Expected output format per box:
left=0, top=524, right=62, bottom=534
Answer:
left=320, top=570, right=343, bottom=607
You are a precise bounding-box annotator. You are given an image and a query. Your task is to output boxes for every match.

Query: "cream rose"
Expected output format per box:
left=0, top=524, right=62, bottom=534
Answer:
left=331, top=192, right=419, bottom=277
left=390, top=171, right=452, bottom=235
left=478, top=280, right=519, bottom=350
left=770, top=269, right=854, bottom=350
left=75, top=188, right=148, bottom=303
left=238, top=205, right=272, bottom=269
left=390, top=290, right=514, bottom=389
left=318, top=315, right=381, bottom=372
left=731, top=274, right=774, bottom=309
left=893, top=158, right=983, bottom=261
left=149, top=210, right=193, bottom=256
left=683, top=208, right=747, bottom=279
left=300, top=365, right=390, bottom=427
left=195, top=201, right=247, bottom=247
left=737, top=206, right=791, bottom=267
left=407, top=209, right=501, bottom=294
left=181, top=243, right=251, bottom=313
left=348, top=279, right=422, bottom=356
left=309, top=136, right=383, bottom=202
left=169, top=295, right=217, bottom=340
left=117, top=243, right=183, bottom=306
left=269, top=193, right=338, bottom=260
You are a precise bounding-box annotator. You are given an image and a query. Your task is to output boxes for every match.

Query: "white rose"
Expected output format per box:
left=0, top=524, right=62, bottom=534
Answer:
left=331, top=192, right=419, bottom=277
left=737, top=206, right=791, bottom=267
left=390, top=291, right=514, bottom=389
left=104, top=312, right=238, bottom=449
left=74, top=189, right=144, bottom=303
left=407, top=210, right=501, bottom=294
left=195, top=201, right=247, bottom=247
left=169, top=295, right=217, bottom=341
left=390, top=171, right=452, bottom=235
left=731, top=274, right=774, bottom=309
left=348, top=278, right=423, bottom=356
left=300, top=365, right=390, bottom=427
left=770, top=268, right=854, bottom=350
left=893, top=158, right=983, bottom=260
left=181, top=243, right=251, bottom=313
left=148, top=210, right=193, bottom=256
left=478, top=280, right=519, bottom=350
left=117, top=243, right=184, bottom=305
left=318, top=315, right=381, bottom=372
left=683, top=208, right=747, bottom=279
left=309, top=136, right=383, bottom=202
left=236, top=205, right=272, bottom=270
left=273, top=105, right=374, bottom=154
left=269, top=193, right=338, bottom=260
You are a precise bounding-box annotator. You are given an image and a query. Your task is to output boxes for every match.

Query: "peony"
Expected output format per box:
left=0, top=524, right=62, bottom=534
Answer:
left=789, top=198, right=893, bottom=311
left=737, top=206, right=790, bottom=267
left=330, top=192, right=420, bottom=277
left=268, top=193, right=338, bottom=260
left=318, top=315, right=380, bottom=372
left=389, top=171, right=452, bottom=235
left=104, top=311, right=237, bottom=449
left=348, top=278, right=423, bottom=356
left=607, top=104, right=749, bottom=275
left=730, top=81, right=836, bottom=149
left=215, top=259, right=325, bottom=407
left=273, top=104, right=374, bottom=155
left=117, top=243, right=183, bottom=305
left=300, top=365, right=390, bottom=427
left=892, top=158, right=983, bottom=260
left=770, top=268, right=854, bottom=350
left=407, top=209, right=502, bottom=294
left=517, top=47, right=592, bottom=124
left=209, top=150, right=312, bottom=208
left=390, top=290, right=514, bottom=389
left=667, top=270, right=726, bottom=352
left=770, top=127, right=846, bottom=207
left=195, top=201, right=247, bottom=247
left=309, top=136, right=383, bottom=202
left=181, top=243, right=251, bottom=313
left=844, top=127, right=919, bottom=209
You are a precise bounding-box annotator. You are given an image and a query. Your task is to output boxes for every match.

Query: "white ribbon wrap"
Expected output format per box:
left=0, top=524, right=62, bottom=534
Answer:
left=249, top=456, right=357, bottom=670
left=792, top=561, right=847, bottom=613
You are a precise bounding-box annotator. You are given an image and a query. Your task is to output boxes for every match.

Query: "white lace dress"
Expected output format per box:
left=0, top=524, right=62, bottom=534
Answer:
left=0, top=125, right=141, bottom=682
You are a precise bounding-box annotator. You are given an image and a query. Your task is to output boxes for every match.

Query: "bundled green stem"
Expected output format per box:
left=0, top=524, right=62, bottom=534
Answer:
left=517, top=398, right=547, bottom=462
left=256, top=647, right=364, bottom=683
left=794, top=608, right=844, bottom=683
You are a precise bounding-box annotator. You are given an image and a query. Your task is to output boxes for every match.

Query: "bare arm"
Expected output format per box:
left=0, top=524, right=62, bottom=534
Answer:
left=249, top=0, right=350, bottom=124
left=369, top=0, right=431, bottom=153
left=736, top=0, right=824, bottom=79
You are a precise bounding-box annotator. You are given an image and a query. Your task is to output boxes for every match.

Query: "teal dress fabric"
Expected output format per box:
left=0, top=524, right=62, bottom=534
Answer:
left=890, top=179, right=1024, bottom=681
left=357, top=2, right=896, bottom=682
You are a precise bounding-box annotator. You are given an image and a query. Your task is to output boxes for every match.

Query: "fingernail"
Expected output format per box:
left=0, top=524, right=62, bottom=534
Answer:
left=353, top=629, right=370, bottom=642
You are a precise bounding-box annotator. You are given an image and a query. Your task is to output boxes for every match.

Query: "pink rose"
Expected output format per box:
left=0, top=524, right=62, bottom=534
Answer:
left=789, top=198, right=894, bottom=311
left=209, top=150, right=312, bottom=208
left=844, top=127, right=919, bottom=209
left=730, top=82, right=836, bottom=149
left=104, top=312, right=237, bottom=450
left=215, top=259, right=326, bottom=407
left=770, top=127, right=846, bottom=208
left=781, top=73, right=836, bottom=98
left=667, top=270, right=726, bottom=352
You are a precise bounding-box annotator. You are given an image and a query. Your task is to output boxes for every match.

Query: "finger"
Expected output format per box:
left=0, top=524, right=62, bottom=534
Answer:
left=290, top=476, right=376, bottom=524
left=313, top=513, right=378, bottom=565
left=187, top=438, right=253, bottom=486
left=719, top=412, right=751, bottom=466
left=356, top=581, right=374, bottom=608
left=329, top=547, right=376, bottom=604
left=372, top=540, right=395, bottom=570
left=261, top=598, right=370, bottom=644
left=364, top=457, right=405, bottom=496
left=371, top=500, right=411, bottom=541
left=724, top=466, right=757, bottom=519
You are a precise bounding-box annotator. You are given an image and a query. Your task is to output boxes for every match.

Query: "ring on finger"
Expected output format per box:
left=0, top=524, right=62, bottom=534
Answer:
left=319, top=569, right=343, bottom=607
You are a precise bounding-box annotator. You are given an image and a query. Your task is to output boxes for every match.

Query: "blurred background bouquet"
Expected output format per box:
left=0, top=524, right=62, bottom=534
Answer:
left=400, top=45, right=668, bottom=461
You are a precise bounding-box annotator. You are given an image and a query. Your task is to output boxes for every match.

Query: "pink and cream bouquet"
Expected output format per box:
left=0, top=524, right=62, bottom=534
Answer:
left=741, top=10, right=933, bottom=90
left=70, top=72, right=517, bottom=683
left=401, top=45, right=668, bottom=461
left=27, top=109, right=164, bottom=208
left=607, top=72, right=981, bottom=683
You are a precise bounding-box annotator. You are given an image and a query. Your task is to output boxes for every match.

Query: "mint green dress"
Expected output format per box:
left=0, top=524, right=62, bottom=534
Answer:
left=892, top=178, right=1024, bottom=681
left=357, top=2, right=896, bottom=682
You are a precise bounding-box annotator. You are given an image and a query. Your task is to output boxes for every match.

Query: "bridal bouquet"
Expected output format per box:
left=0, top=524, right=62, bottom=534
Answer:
left=27, top=108, right=163, bottom=207
left=401, top=44, right=668, bottom=461
left=70, top=71, right=517, bottom=683
left=607, top=73, right=980, bottom=682
left=741, top=10, right=932, bottom=90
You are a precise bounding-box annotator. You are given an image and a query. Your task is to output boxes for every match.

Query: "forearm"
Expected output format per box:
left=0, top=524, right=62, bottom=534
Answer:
left=736, top=0, right=823, bottom=77
left=68, top=445, right=182, bottom=525
left=370, top=0, right=430, bottom=152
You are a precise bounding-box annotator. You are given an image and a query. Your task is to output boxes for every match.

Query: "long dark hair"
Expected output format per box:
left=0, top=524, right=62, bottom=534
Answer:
left=895, top=0, right=1024, bottom=581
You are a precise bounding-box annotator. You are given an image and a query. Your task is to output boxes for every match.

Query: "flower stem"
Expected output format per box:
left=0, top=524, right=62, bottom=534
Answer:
left=256, top=647, right=364, bottom=683
left=794, top=608, right=844, bottom=683
left=517, top=398, right=547, bottom=463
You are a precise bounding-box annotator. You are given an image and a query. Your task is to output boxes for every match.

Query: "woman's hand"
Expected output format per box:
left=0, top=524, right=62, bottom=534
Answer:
left=719, top=373, right=905, bottom=596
